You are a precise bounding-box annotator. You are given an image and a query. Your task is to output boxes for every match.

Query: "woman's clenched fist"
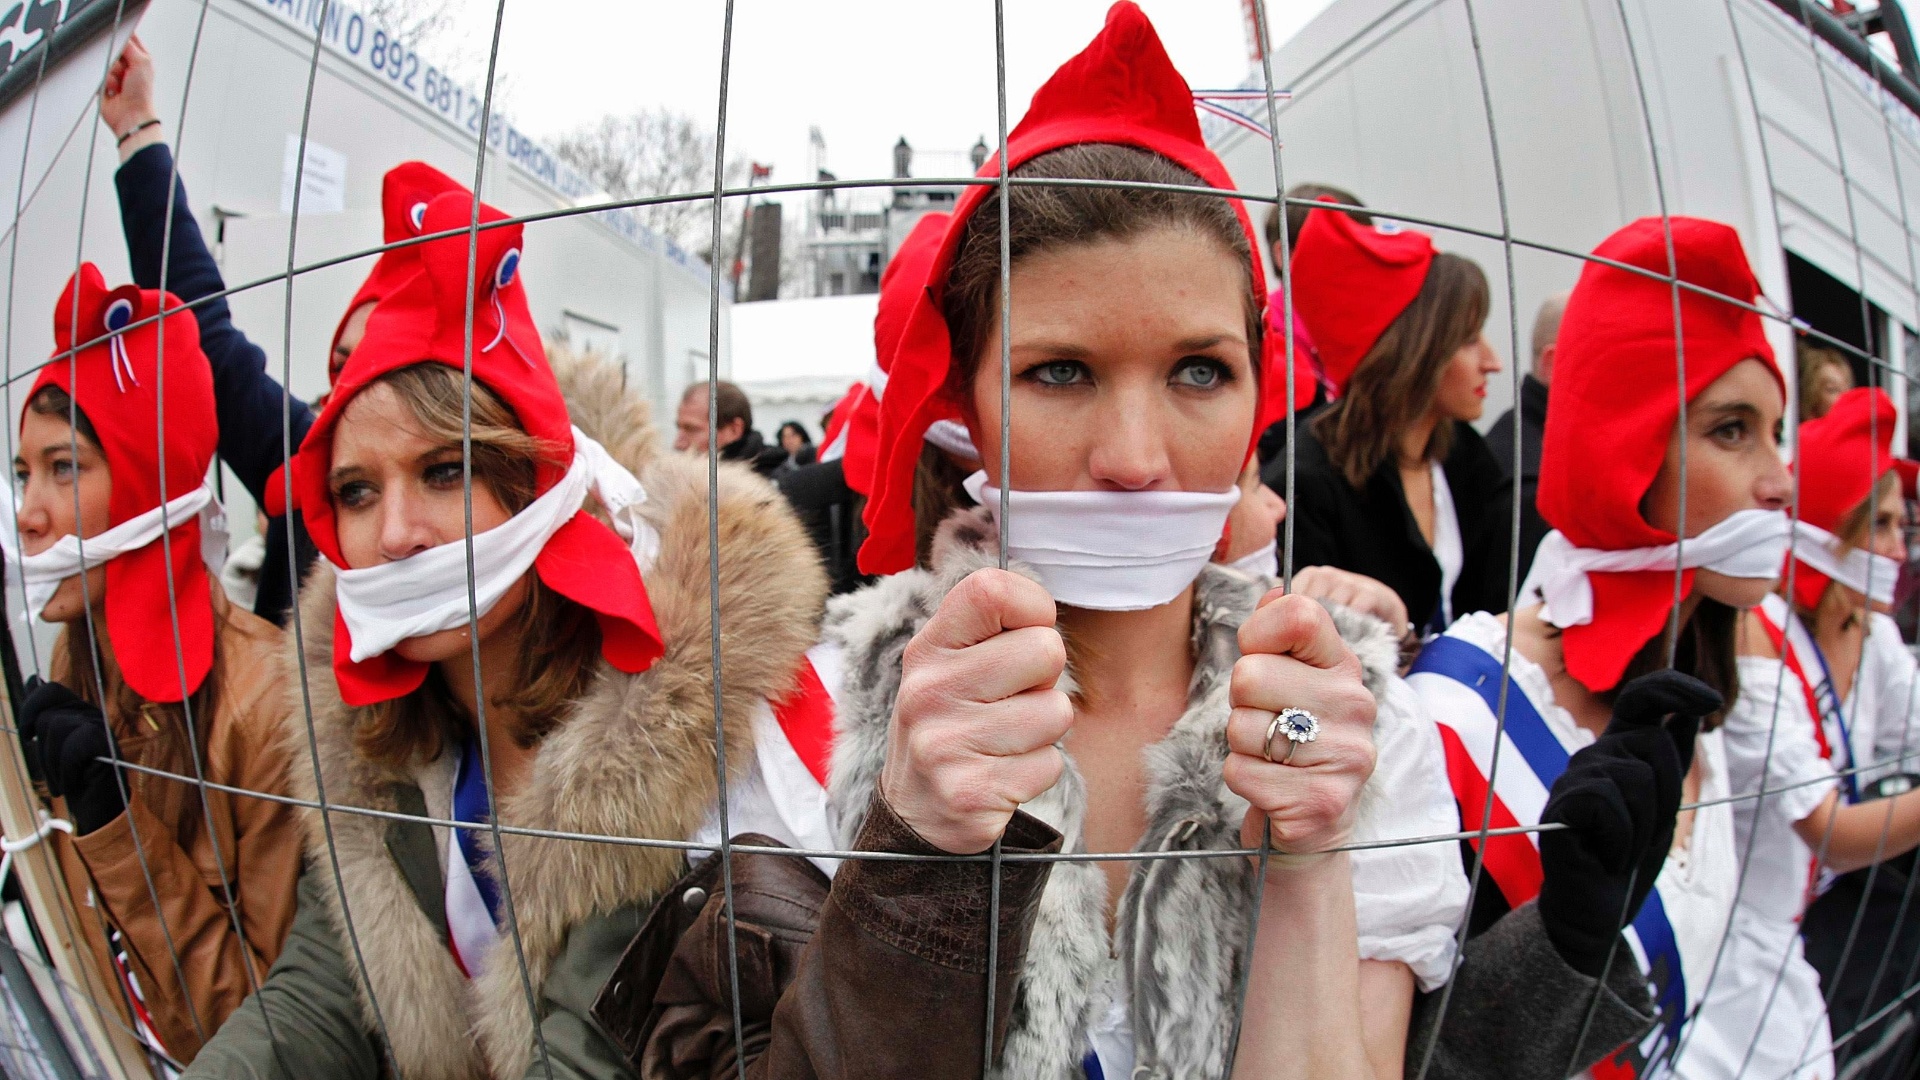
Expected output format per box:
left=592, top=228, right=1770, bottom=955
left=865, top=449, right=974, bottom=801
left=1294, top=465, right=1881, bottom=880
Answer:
left=879, top=569, right=1074, bottom=854
left=1223, top=591, right=1379, bottom=860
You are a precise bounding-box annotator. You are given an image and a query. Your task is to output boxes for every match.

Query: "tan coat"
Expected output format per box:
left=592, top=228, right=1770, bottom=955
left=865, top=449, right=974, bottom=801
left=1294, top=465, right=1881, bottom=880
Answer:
left=47, top=582, right=302, bottom=1065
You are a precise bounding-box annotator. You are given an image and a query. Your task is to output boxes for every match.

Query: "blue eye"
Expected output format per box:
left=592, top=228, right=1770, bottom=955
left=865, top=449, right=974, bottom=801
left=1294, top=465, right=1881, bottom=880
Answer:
left=1031, top=361, right=1085, bottom=386
left=409, top=202, right=428, bottom=232
left=1173, top=359, right=1228, bottom=388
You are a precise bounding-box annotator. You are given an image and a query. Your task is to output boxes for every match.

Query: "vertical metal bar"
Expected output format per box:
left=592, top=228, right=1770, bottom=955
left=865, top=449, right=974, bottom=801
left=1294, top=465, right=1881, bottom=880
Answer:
left=455, top=0, right=557, bottom=1074
left=145, top=2, right=292, bottom=1070
left=276, top=3, right=406, bottom=1072
left=1224, top=2, right=1289, bottom=1071
left=702, top=3, right=749, bottom=1076
left=0, top=32, right=123, bottom=1080
left=981, top=2, right=1012, bottom=1074
left=60, top=1, right=212, bottom=1061
left=1662, top=4, right=1809, bottom=1067
left=1406, top=1, right=1537, bottom=1074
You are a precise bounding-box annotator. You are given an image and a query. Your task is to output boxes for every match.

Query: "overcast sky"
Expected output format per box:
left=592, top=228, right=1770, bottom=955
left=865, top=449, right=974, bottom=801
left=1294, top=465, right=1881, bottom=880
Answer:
left=440, top=0, right=1332, bottom=200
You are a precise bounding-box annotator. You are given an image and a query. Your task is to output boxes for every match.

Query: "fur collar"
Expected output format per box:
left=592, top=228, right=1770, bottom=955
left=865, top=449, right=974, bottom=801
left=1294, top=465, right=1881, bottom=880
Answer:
left=277, top=349, right=827, bottom=1080
left=823, top=508, right=1398, bottom=1080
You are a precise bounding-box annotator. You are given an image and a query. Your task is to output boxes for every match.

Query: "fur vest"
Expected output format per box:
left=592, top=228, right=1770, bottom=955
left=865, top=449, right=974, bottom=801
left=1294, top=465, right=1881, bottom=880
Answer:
left=277, top=351, right=828, bottom=1080
left=820, top=510, right=1401, bottom=1080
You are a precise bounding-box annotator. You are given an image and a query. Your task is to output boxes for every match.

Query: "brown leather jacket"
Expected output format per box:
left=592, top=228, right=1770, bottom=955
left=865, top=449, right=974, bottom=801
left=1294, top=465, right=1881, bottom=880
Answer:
left=46, top=583, right=303, bottom=1064
left=595, top=793, right=1061, bottom=1080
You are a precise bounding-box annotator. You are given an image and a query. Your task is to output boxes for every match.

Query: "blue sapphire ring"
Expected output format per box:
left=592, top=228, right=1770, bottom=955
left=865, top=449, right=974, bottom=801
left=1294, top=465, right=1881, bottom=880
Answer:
left=1262, top=708, right=1321, bottom=765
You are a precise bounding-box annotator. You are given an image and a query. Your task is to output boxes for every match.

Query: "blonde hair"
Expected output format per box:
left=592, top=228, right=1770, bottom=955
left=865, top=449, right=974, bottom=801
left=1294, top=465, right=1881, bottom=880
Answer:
left=350, top=364, right=604, bottom=768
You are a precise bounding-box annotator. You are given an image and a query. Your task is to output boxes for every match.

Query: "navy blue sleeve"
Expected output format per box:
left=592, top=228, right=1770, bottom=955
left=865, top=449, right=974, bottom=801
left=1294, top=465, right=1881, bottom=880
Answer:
left=115, top=143, right=314, bottom=502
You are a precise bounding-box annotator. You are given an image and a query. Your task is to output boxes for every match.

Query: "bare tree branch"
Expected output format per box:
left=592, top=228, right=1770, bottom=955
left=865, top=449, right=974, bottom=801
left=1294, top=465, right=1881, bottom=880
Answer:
left=553, top=108, right=752, bottom=263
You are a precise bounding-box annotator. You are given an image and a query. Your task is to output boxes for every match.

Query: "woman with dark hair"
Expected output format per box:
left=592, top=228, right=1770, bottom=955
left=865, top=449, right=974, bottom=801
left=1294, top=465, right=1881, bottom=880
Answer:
left=775, top=422, right=816, bottom=471
left=182, top=193, right=827, bottom=1079
left=1274, top=210, right=1511, bottom=635
left=603, top=9, right=1469, bottom=1079
left=4, top=265, right=301, bottom=1064
left=1406, top=217, right=1795, bottom=1080
left=1697, top=387, right=1920, bottom=1080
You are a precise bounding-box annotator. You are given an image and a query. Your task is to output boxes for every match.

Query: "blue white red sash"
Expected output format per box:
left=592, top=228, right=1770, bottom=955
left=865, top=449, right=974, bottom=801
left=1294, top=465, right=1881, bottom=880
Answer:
left=1409, top=633, right=1688, bottom=1079
left=447, top=737, right=502, bottom=978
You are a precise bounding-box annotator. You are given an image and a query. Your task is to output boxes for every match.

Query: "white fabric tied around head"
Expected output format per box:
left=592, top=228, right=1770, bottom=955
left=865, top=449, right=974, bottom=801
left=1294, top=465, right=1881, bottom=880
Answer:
left=923, top=419, right=980, bottom=462
left=963, top=470, right=1239, bottom=612
left=1522, top=508, right=1791, bottom=629
left=1793, top=519, right=1900, bottom=606
left=0, top=481, right=226, bottom=624
left=332, top=427, right=658, bottom=662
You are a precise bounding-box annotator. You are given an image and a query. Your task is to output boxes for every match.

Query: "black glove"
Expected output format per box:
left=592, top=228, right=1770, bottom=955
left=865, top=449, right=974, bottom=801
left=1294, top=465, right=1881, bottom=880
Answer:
left=1537, top=669, right=1719, bottom=977
left=17, top=677, right=125, bottom=835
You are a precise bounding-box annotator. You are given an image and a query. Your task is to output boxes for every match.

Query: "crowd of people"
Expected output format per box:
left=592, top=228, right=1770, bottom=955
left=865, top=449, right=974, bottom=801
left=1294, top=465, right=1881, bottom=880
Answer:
left=7, top=5, right=1920, bottom=1078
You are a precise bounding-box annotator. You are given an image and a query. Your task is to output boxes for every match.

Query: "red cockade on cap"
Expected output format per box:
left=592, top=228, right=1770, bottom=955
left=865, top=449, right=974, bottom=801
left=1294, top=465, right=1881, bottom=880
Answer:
left=291, top=191, right=663, bottom=705
left=1289, top=202, right=1436, bottom=395
left=33, top=265, right=220, bottom=703
left=1539, top=216, right=1783, bottom=693
left=1788, top=386, right=1918, bottom=609
left=857, top=1, right=1267, bottom=575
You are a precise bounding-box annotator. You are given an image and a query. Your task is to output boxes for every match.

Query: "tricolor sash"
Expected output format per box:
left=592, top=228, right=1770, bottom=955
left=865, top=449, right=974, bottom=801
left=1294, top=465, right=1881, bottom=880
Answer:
left=1409, top=633, right=1688, bottom=1079
left=447, top=737, right=503, bottom=978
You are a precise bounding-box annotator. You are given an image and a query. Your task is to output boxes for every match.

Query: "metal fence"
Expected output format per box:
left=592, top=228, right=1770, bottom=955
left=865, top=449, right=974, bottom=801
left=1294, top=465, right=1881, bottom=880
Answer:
left=0, top=0, right=1916, bottom=1077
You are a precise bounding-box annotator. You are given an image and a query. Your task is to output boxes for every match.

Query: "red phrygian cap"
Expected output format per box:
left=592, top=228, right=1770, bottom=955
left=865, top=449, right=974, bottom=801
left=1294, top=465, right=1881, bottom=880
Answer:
left=832, top=210, right=952, bottom=497
left=292, top=191, right=664, bottom=706
left=33, top=265, right=219, bottom=703
left=858, top=1, right=1267, bottom=574
left=1787, top=386, right=1918, bottom=609
left=328, top=161, right=471, bottom=365
left=1289, top=201, right=1437, bottom=394
left=1540, top=216, right=1783, bottom=693
left=266, top=162, right=471, bottom=520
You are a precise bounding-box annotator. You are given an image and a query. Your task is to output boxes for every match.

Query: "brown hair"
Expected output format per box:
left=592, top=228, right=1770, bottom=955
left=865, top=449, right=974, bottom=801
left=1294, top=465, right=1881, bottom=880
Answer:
left=1311, top=253, right=1491, bottom=488
left=30, top=385, right=225, bottom=846
left=1803, top=469, right=1901, bottom=623
left=1264, top=182, right=1371, bottom=255
left=1795, top=341, right=1853, bottom=422
left=1607, top=599, right=1740, bottom=731
left=682, top=379, right=754, bottom=433
left=920, top=143, right=1262, bottom=562
left=349, top=364, right=605, bottom=768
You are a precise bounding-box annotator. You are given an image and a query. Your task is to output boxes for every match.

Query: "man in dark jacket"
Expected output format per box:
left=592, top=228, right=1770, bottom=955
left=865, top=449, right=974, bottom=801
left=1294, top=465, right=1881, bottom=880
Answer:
left=103, top=37, right=316, bottom=625
left=1485, top=292, right=1566, bottom=584
left=674, top=379, right=787, bottom=477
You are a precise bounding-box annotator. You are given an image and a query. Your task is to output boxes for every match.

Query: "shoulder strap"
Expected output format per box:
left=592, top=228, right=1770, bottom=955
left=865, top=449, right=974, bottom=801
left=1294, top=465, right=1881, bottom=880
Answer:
left=1753, top=604, right=1835, bottom=762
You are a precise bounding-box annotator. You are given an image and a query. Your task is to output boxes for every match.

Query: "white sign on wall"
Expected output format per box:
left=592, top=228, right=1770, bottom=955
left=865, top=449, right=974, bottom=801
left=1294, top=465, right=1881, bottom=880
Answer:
left=280, top=133, right=347, bottom=215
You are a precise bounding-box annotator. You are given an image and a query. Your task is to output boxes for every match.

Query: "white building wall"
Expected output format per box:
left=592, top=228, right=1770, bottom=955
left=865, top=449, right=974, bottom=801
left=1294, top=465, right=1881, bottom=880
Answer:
left=1213, top=0, right=1920, bottom=434
left=1, top=0, right=729, bottom=469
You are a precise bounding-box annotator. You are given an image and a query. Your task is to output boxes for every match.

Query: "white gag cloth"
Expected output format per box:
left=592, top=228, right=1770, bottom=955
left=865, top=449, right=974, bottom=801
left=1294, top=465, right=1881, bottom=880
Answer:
left=0, top=481, right=226, bottom=623
left=1792, top=519, right=1900, bottom=607
left=963, top=471, right=1238, bottom=611
left=333, top=428, right=659, bottom=662
left=1525, top=508, right=1791, bottom=629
